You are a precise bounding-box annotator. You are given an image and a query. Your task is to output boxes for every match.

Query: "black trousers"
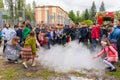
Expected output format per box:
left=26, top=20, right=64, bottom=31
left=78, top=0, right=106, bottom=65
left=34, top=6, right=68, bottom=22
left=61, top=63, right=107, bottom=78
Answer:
left=3, top=40, right=7, bottom=53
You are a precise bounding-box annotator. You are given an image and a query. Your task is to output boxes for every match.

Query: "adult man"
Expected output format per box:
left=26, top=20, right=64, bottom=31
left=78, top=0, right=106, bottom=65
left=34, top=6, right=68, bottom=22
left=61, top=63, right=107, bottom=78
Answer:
left=107, top=25, right=120, bottom=64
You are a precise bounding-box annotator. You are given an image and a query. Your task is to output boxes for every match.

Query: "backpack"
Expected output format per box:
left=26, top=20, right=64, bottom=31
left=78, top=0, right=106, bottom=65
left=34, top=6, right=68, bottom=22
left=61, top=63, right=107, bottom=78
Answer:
left=111, top=43, right=117, bottom=51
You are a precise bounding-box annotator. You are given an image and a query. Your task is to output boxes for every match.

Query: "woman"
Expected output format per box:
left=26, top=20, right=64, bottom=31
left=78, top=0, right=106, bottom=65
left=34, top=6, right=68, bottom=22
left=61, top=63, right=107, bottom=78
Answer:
left=22, top=31, right=38, bottom=68
left=3, top=37, right=31, bottom=63
left=2, top=23, right=16, bottom=52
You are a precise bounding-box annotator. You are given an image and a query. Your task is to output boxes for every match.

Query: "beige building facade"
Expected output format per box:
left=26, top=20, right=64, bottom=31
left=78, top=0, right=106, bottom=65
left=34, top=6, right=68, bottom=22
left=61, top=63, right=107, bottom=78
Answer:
left=35, top=6, right=71, bottom=25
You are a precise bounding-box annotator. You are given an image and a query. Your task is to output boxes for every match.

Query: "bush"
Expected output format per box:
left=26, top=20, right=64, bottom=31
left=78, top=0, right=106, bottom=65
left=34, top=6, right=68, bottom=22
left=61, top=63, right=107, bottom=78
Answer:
left=82, top=20, right=93, bottom=26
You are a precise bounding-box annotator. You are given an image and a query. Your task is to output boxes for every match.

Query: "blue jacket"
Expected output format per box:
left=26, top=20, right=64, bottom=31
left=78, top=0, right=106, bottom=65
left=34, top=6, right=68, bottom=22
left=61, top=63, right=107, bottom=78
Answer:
left=109, top=28, right=120, bottom=43
left=16, top=28, right=23, bottom=42
left=45, top=32, right=52, bottom=39
left=0, top=31, right=3, bottom=39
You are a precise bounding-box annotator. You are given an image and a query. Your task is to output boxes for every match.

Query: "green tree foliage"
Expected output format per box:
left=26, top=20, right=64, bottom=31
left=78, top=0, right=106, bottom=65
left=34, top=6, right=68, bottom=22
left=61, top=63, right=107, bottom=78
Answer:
left=17, top=0, right=25, bottom=10
left=0, top=0, right=4, bottom=8
left=32, top=1, right=36, bottom=22
left=75, top=11, right=81, bottom=24
left=90, top=1, right=97, bottom=22
left=16, top=0, right=25, bottom=19
left=68, top=10, right=83, bottom=24
left=84, top=9, right=89, bottom=20
left=5, top=0, right=26, bottom=22
left=68, top=10, right=76, bottom=22
left=99, top=1, right=105, bottom=12
left=32, top=1, right=36, bottom=11
left=82, top=20, right=93, bottom=26
left=25, top=3, right=32, bottom=21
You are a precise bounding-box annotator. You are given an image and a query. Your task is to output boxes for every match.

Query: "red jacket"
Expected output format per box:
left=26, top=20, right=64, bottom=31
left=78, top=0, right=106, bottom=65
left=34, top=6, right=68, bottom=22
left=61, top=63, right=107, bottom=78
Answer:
left=91, top=25, right=101, bottom=39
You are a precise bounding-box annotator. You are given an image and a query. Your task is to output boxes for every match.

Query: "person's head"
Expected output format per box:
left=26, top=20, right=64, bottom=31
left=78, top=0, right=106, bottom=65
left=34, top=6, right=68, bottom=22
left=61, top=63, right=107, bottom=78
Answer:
left=29, top=31, right=36, bottom=38
left=107, top=25, right=114, bottom=34
left=14, top=25, right=19, bottom=31
left=20, top=24, right=25, bottom=29
left=101, top=37, right=111, bottom=47
left=116, top=19, right=120, bottom=26
left=36, top=24, right=40, bottom=28
left=25, top=20, right=30, bottom=25
left=17, top=23, right=21, bottom=27
left=0, top=27, right=2, bottom=31
left=81, top=22, right=86, bottom=28
left=5, top=23, right=10, bottom=28
left=45, top=37, right=49, bottom=42
left=11, top=37, right=19, bottom=46
left=22, top=21, right=26, bottom=26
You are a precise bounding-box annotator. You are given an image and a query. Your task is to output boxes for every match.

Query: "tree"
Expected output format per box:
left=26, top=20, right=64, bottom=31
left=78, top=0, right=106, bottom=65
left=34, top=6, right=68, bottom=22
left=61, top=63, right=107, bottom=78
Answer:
left=32, top=1, right=36, bottom=11
left=16, top=0, right=25, bottom=20
left=32, top=1, right=36, bottom=22
left=0, top=0, right=4, bottom=8
left=90, top=1, right=97, bottom=22
left=99, top=1, right=105, bottom=12
left=4, top=0, right=27, bottom=23
left=68, top=10, right=76, bottom=22
left=25, top=3, right=32, bottom=21
left=75, top=11, right=81, bottom=24
left=5, top=0, right=14, bottom=21
left=84, top=9, right=89, bottom=20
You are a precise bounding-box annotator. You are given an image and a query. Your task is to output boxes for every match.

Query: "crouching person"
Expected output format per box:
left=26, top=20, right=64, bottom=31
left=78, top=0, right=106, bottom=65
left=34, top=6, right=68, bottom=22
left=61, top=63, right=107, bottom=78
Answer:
left=43, top=37, right=50, bottom=49
left=93, top=38, right=118, bottom=72
left=3, top=37, right=31, bottom=63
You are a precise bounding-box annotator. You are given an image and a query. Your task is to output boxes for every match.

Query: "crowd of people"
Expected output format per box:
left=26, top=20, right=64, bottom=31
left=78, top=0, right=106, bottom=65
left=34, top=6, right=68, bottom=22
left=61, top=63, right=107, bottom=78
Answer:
left=0, top=19, right=120, bottom=72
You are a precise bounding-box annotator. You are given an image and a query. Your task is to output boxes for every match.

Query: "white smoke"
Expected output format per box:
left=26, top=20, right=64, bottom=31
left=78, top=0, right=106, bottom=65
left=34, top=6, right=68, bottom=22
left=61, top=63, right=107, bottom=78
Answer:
left=37, top=41, right=106, bottom=73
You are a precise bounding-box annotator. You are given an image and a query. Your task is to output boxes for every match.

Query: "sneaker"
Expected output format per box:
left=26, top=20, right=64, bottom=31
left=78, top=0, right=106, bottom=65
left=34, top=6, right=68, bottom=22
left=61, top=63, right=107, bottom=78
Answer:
left=17, top=59, right=22, bottom=63
left=23, top=62, right=28, bottom=68
left=106, top=67, right=111, bottom=70
left=109, top=68, right=116, bottom=72
left=31, top=62, right=36, bottom=67
left=14, top=61, right=18, bottom=64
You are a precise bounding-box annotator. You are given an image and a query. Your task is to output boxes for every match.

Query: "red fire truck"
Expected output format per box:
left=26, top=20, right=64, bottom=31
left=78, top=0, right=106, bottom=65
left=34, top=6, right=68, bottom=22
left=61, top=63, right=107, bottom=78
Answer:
left=96, top=12, right=114, bottom=25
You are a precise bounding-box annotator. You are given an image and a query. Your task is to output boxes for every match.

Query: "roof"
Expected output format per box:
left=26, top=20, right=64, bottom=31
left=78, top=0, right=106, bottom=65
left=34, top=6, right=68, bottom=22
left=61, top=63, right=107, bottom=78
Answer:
left=35, top=5, right=68, bottom=14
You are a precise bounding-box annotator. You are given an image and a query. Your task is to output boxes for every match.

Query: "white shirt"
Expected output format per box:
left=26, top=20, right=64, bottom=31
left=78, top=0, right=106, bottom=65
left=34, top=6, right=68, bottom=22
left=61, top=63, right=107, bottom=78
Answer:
left=2, top=27, right=16, bottom=41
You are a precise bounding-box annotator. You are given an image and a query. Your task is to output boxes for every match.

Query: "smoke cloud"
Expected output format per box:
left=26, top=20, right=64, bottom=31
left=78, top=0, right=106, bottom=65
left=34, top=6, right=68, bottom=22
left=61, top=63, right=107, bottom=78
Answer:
left=37, top=41, right=106, bottom=73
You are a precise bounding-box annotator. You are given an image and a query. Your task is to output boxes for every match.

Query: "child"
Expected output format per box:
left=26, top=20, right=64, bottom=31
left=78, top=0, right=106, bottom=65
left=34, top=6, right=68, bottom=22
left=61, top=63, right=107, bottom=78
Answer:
left=93, top=37, right=118, bottom=72
left=22, top=31, right=38, bottom=68
left=43, top=37, right=50, bottom=49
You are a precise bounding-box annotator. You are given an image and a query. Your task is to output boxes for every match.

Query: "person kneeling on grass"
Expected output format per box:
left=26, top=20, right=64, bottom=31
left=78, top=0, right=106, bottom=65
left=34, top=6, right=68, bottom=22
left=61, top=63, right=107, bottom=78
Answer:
left=3, top=37, right=32, bottom=63
left=93, top=37, right=118, bottom=72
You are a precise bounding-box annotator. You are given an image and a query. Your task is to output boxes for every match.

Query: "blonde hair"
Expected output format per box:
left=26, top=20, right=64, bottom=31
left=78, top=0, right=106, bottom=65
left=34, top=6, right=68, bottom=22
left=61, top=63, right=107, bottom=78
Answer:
left=11, top=37, right=19, bottom=46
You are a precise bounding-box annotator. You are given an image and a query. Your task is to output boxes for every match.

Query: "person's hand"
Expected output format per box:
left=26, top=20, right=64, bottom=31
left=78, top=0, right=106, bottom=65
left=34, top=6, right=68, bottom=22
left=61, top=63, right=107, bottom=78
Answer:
left=79, top=36, right=81, bottom=38
left=38, top=45, right=41, bottom=48
left=96, top=38, right=99, bottom=41
left=115, top=57, right=118, bottom=62
left=34, top=54, right=39, bottom=58
left=2, top=37, right=4, bottom=41
left=93, top=56, right=97, bottom=60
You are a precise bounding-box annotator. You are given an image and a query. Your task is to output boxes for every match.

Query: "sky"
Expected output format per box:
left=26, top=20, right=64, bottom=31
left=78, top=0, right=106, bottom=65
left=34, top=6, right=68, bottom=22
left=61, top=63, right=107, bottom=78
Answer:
left=27, top=0, right=120, bottom=12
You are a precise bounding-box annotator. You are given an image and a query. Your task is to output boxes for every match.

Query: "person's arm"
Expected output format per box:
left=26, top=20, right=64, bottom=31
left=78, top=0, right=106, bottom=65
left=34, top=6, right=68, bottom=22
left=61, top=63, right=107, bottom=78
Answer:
left=95, top=29, right=99, bottom=41
left=93, top=49, right=105, bottom=59
left=36, top=39, right=41, bottom=48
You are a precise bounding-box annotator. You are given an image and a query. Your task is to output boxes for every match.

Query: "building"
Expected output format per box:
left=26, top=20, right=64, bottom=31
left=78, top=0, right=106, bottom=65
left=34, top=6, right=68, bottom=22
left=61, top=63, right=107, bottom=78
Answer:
left=35, top=6, right=71, bottom=25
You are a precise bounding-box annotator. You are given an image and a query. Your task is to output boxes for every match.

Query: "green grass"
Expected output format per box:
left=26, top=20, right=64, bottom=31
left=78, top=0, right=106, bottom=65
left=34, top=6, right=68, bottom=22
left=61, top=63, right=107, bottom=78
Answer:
left=1, top=69, right=20, bottom=80
left=107, top=66, right=120, bottom=78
